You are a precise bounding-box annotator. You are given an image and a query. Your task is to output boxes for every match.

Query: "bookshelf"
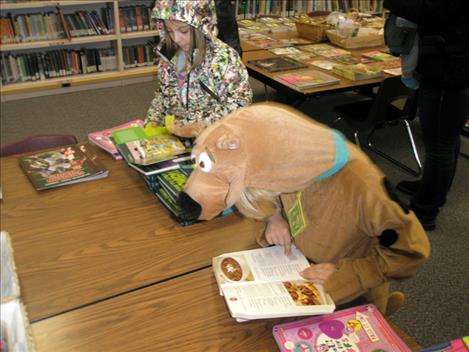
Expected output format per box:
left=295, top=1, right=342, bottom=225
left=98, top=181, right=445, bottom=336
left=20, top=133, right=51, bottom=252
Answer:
left=0, top=0, right=158, bottom=98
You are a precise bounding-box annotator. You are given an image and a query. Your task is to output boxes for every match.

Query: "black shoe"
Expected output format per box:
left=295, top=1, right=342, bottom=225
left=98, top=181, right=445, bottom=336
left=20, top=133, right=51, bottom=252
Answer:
left=397, top=180, right=421, bottom=196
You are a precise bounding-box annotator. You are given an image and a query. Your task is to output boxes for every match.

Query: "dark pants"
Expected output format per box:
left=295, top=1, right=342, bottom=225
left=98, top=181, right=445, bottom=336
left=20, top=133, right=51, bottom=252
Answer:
left=411, top=81, right=469, bottom=220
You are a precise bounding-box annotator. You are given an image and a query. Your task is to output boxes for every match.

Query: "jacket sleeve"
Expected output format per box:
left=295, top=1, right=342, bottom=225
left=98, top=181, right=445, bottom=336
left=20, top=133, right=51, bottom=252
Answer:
left=192, top=49, right=253, bottom=125
left=145, top=69, right=166, bottom=125
left=324, top=179, right=431, bottom=304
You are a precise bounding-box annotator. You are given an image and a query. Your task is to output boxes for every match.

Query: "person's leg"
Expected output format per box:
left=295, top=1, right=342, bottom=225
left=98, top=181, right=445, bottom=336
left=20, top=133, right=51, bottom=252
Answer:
left=411, top=83, right=469, bottom=228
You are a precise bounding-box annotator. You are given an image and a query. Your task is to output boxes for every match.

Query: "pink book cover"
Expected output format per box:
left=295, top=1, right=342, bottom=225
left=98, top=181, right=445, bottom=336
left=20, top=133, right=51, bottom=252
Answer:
left=273, top=304, right=411, bottom=352
left=88, top=119, right=144, bottom=160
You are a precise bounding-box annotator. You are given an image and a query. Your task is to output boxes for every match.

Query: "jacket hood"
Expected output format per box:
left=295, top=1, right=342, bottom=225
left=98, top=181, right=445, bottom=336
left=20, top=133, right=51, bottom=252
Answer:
left=152, top=0, right=218, bottom=39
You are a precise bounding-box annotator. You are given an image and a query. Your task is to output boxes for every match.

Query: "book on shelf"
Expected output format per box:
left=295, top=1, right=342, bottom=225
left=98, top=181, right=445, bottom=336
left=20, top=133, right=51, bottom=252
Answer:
left=18, top=143, right=108, bottom=191
left=88, top=119, right=144, bottom=160
left=272, top=304, right=411, bottom=352
left=248, top=57, right=307, bottom=72
left=274, top=69, right=340, bottom=90
left=212, top=246, right=335, bottom=322
left=332, top=63, right=384, bottom=81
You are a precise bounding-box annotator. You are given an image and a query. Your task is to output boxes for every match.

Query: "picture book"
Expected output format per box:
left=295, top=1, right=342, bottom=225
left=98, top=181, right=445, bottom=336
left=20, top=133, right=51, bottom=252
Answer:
left=273, top=304, right=411, bottom=352
left=300, top=43, right=336, bottom=54
left=274, top=69, right=340, bottom=90
left=268, top=47, right=304, bottom=56
left=332, top=64, right=384, bottom=81
left=308, top=59, right=338, bottom=71
left=87, top=119, right=144, bottom=160
left=420, top=337, right=469, bottom=352
left=316, top=48, right=351, bottom=59
left=212, top=246, right=335, bottom=322
left=384, top=68, right=402, bottom=76
left=115, top=134, right=187, bottom=165
left=284, top=52, right=317, bottom=64
left=126, top=152, right=193, bottom=177
left=248, top=57, right=307, bottom=72
left=361, top=50, right=397, bottom=61
left=333, top=55, right=373, bottom=65
left=367, top=59, right=401, bottom=70
left=19, top=143, right=108, bottom=191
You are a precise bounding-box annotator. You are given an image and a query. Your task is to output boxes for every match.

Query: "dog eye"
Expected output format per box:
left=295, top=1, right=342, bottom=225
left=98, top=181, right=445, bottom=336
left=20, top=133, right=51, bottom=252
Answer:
left=197, top=152, right=212, bottom=172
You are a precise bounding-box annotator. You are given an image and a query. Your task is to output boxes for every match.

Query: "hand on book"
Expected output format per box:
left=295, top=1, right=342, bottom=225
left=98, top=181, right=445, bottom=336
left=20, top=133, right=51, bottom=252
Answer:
left=167, top=121, right=206, bottom=138
left=265, top=211, right=292, bottom=255
left=299, top=263, right=337, bottom=285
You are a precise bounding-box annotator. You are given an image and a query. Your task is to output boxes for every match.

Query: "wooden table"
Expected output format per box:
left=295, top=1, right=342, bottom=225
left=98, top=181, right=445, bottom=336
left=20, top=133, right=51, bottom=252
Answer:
left=0, top=147, right=421, bottom=351
left=0, top=148, right=257, bottom=322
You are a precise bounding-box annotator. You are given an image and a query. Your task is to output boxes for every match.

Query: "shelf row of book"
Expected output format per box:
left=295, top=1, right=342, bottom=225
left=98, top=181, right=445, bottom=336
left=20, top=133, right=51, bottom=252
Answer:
left=0, top=5, right=153, bottom=44
left=235, top=0, right=384, bottom=19
left=1, top=42, right=155, bottom=84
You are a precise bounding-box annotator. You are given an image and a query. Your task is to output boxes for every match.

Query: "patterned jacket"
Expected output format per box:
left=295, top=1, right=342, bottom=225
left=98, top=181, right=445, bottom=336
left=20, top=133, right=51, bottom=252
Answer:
left=145, top=0, right=252, bottom=127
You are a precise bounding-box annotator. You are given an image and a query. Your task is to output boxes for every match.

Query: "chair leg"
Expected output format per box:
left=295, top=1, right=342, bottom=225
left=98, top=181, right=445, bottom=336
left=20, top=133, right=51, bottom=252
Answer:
left=366, top=120, right=422, bottom=176
left=354, top=131, right=362, bottom=149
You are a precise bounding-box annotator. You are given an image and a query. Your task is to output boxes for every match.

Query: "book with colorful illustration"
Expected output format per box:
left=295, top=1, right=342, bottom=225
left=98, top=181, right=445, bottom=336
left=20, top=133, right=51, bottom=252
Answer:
left=19, top=143, right=108, bottom=191
left=248, top=57, right=307, bottom=72
left=273, top=304, right=411, bottom=352
left=332, top=63, right=384, bottom=81
left=88, top=119, right=144, bottom=160
left=308, top=59, right=338, bottom=70
left=212, top=246, right=335, bottom=322
left=361, top=50, right=397, bottom=61
left=274, top=69, right=340, bottom=90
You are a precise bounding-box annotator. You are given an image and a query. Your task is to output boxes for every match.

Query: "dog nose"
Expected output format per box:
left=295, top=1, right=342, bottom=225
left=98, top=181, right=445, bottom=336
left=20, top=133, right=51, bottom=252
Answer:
left=178, top=192, right=202, bottom=220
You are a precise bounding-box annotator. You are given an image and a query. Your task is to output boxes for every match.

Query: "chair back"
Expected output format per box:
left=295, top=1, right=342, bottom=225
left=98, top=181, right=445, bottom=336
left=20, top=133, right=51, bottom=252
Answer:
left=0, top=134, right=78, bottom=157
left=367, top=76, right=415, bottom=124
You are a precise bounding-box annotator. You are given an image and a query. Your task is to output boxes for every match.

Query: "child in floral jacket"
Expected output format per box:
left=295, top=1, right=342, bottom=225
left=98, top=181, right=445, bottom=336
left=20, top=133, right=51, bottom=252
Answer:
left=145, top=0, right=253, bottom=138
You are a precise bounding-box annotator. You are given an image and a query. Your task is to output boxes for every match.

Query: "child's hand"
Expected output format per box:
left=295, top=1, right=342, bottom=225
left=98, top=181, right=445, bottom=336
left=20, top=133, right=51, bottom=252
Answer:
left=265, top=211, right=292, bottom=255
left=299, top=263, right=337, bottom=285
left=168, top=121, right=206, bottom=138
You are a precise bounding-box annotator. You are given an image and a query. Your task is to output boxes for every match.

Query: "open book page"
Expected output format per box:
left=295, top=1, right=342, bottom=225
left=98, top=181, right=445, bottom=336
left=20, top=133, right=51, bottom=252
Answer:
left=212, top=246, right=335, bottom=321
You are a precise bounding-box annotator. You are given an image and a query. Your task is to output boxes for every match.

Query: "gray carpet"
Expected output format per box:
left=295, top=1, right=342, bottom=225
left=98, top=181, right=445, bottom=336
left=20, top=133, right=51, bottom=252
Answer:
left=1, top=79, right=468, bottom=349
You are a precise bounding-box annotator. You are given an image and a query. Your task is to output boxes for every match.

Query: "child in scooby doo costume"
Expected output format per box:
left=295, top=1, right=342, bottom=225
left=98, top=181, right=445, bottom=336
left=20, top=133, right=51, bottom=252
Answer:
left=179, top=102, right=430, bottom=315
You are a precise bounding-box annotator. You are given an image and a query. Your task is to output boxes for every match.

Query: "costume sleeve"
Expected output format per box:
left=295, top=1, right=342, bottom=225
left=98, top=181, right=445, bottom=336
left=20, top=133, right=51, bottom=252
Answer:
left=324, top=179, right=431, bottom=304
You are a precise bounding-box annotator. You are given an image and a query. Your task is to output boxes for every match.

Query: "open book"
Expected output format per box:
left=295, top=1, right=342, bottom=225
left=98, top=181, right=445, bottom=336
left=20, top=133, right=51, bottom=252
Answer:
left=273, top=304, right=411, bottom=352
left=212, top=246, right=335, bottom=322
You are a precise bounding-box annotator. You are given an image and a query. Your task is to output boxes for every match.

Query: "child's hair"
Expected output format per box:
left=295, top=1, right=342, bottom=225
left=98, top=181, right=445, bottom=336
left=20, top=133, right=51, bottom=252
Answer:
left=163, top=22, right=206, bottom=70
left=235, top=187, right=280, bottom=220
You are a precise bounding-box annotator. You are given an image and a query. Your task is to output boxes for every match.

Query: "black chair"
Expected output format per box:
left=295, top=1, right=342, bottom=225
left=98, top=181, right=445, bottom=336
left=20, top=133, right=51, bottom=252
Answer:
left=0, top=134, right=78, bottom=157
left=333, top=76, right=422, bottom=176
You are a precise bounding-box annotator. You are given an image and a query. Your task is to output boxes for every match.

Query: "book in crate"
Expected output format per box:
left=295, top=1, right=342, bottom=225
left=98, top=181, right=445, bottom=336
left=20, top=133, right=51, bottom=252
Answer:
left=274, top=69, right=340, bottom=90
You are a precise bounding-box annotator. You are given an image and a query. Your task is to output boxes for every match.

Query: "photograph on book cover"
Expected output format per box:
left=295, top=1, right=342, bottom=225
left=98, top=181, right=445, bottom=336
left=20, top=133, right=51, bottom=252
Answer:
left=273, top=304, right=411, bottom=352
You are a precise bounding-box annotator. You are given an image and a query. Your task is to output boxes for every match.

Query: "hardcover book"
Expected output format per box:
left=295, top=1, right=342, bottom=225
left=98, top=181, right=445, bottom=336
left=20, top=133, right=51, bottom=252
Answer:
left=274, top=69, right=340, bottom=90
left=248, top=57, right=307, bottom=72
left=88, top=119, right=144, bottom=160
left=212, top=246, right=335, bottom=322
left=273, top=304, right=411, bottom=352
left=332, top=64, right=384, bottom=81
left=19, top=143, right=108, bottom=191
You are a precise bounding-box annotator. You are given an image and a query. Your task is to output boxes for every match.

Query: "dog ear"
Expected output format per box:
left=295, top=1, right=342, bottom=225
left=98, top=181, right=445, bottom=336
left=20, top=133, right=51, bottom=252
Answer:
left=216, top=134, right=240, bottom=150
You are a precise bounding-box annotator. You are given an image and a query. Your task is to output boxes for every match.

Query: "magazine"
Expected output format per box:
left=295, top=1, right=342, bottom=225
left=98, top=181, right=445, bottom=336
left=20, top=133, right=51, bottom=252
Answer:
left=273, top=304, right=411, bottom=352
left=308, top=59, right=338, bottom=71
left=248, top=57, right=307, bottom=72
left=19, top=143, right=108, bottom=191
left=212, top=246, right=335, bottom=322
left=274, top=69, right=340, bottom=90
left=87, top=119, right=144, bottom=160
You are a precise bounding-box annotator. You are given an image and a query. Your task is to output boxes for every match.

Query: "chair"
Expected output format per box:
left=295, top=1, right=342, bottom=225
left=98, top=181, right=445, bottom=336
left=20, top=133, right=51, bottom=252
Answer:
left=333, top=76, right=422, bottom=176
left=0, top=134, right=78, bottom=157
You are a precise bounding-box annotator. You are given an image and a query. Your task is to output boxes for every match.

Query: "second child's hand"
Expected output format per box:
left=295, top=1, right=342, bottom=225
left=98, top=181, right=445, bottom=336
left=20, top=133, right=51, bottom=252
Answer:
left=299, top=263, right=337, bottom=285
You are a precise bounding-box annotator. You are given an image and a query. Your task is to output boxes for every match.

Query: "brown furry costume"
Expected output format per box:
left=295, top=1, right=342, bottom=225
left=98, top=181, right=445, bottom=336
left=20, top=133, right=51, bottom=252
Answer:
left=182, top=102, right=430, bottom=312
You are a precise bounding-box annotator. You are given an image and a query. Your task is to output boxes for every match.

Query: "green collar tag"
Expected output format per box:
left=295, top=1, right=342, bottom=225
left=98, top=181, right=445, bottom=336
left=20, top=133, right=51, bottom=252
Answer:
left=287, top=192, right=307, bottom=238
